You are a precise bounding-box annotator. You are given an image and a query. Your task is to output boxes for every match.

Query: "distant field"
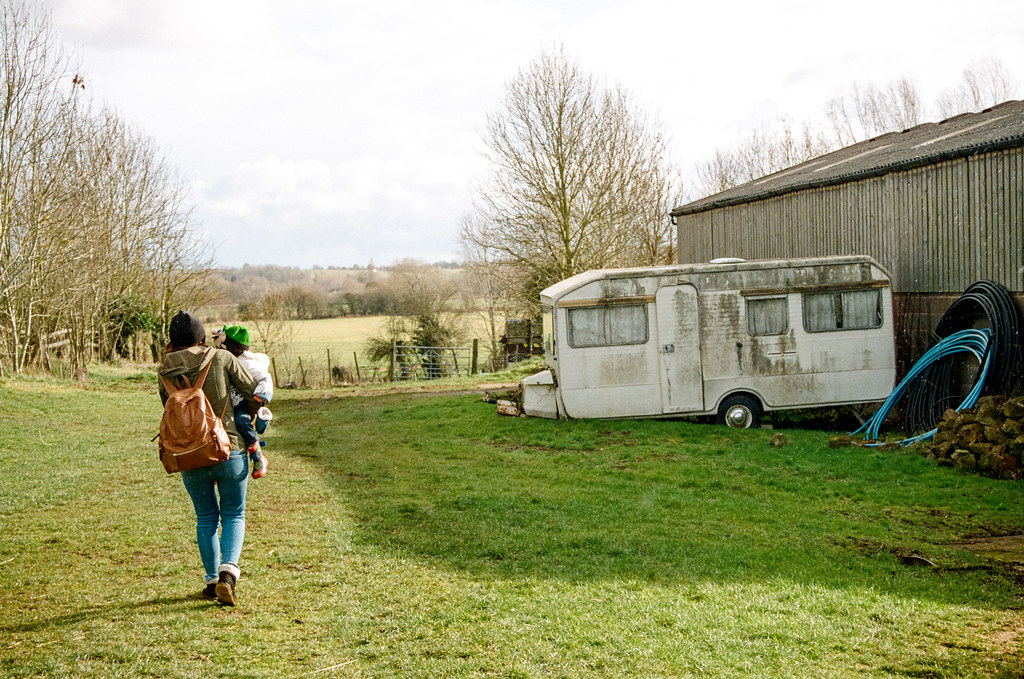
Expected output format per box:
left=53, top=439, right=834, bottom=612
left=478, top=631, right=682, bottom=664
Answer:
left=269, top=317, right=388, bottom=362
left=214, top=314, right=497, bottom=386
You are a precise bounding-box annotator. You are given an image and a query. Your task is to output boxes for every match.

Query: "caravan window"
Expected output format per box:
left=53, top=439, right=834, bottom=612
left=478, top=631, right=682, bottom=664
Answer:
left=803, top=289, right=883, bottom=332
left=567, top=304, right=648, bottom=348
left=746, top=296, right=789, bottom=335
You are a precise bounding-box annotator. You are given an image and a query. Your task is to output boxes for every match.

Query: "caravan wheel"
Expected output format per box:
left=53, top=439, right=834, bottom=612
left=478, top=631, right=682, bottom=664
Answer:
left=717, top=395, right=762, bottom=429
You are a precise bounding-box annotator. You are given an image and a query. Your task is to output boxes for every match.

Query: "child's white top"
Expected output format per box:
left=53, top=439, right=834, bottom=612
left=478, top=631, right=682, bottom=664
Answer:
left=232, top=350, right=274, bottom=405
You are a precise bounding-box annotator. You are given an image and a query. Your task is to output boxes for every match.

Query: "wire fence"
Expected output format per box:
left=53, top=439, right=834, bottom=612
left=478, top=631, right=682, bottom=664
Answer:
left=269, top=350, right=386, bottom=389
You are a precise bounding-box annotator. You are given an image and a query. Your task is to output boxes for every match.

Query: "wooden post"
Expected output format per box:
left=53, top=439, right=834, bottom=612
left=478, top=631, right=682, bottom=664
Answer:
left=298, top=356, right=307, bottom=387
left=471, top=339, right=478, bottom=375
left=389, top=341, right=396, bottom=382
left=271, top=356, right=279, bottom=388
left=353, top=351, right=361, bottom=381
left=327, top=348, right=333, bottom=384
left=39, top=331, right=49, bottom=372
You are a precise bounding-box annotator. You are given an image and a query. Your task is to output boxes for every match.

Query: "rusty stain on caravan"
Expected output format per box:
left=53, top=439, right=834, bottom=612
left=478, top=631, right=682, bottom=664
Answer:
left=781, top=373, right=823, bottom=403
left=747, top=334, right=802, bottom=376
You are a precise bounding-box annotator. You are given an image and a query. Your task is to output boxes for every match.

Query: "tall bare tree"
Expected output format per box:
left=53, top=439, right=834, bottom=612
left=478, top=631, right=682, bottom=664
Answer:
left=624, top=161, right=682, bottom=266
left=0, top=1, right=85, bottom=373
left=462, top=46, right=679, bottom=312
left=694, top=149, right=740, bottom=200
left=0, top=1, right=214, bottom=374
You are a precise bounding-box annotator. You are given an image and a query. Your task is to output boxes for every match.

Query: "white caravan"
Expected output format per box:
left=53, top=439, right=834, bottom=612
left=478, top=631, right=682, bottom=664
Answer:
left=522, top=256, right=896, bottom=427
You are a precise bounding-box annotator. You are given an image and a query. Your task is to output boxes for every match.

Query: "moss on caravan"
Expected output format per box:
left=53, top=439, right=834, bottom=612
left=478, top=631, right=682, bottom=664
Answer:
left=522, top=256, right=896, bottom=428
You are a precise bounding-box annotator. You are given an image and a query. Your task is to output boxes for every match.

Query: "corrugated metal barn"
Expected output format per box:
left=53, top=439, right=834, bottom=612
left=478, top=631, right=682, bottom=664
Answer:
left=670, top=99, right=1024, bottom=373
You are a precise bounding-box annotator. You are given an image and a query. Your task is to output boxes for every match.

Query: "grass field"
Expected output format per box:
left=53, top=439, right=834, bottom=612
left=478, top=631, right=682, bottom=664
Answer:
left=2, top=368, right=1024, bottom=677
left=210, top=315, right=498, bottom=387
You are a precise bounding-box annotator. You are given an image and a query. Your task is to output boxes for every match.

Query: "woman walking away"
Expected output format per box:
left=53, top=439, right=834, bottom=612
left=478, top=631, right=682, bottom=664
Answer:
left=158, top=311, right=259, bottom=605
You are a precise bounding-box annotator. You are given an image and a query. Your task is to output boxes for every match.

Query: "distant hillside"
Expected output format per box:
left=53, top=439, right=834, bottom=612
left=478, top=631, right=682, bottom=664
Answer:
left=202, top=261, right=466, bottom=323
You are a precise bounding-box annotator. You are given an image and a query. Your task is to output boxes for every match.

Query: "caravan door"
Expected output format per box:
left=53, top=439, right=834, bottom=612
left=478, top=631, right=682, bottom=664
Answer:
left=656, top=284, right=703, bottom=413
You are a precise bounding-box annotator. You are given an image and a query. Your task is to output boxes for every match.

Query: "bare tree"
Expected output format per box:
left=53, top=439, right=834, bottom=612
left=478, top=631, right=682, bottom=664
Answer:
left=695, top=118, right=831, bottom=197
left=623, top=164, right=682, bottom=266
left=0, top=1, right=86, bottom=373
left=936, top=57, right=1019, bottom=118
left=693, top=69, right=1012, bottom=199
left=0, top=1, right=215, bottom=374
left=462, top=46, right=679, bottom=310
left=460, top=212, right=533, bottom=370
left=376, top=259, right=462, bottom=318
left=694, top=149, right=740, bottom=198
left=825, top=76, right=923, bottom=146
left=363, top=259, right=468, bottom=370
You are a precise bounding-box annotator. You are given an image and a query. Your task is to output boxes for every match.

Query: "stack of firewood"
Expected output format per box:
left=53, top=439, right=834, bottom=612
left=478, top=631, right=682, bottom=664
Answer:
left=924, top=395, right=1024, bottom=478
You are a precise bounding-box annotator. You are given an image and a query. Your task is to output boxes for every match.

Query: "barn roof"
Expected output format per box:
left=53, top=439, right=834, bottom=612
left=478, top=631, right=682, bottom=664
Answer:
left=671, top=99, right=1024, bottom=217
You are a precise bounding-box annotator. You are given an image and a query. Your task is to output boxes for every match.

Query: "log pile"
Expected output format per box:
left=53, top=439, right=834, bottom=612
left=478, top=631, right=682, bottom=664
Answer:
left=924, top=395, right=1024, bottom=478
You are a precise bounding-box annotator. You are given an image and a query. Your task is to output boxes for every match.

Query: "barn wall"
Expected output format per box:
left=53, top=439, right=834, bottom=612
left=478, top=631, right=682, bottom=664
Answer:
left=676, top=147, right=1024, bottom=295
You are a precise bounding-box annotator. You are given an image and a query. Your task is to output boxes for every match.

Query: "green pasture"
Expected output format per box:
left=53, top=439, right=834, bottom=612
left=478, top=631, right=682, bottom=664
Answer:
left=2, top=368, right=1024, bottom=677
left=211, top=315, right=498, bottom=386
left=274, top=316, right=389, bottom=360
left=206, top=316, right=387, bottom=371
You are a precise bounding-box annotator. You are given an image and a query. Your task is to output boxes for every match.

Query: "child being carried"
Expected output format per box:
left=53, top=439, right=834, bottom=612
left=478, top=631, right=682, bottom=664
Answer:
left=217, top=324, right=274, bottom=479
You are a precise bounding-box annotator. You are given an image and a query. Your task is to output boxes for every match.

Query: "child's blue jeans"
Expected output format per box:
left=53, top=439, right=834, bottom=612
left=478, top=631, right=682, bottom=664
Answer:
left=234, top=408, right=260, bottom=447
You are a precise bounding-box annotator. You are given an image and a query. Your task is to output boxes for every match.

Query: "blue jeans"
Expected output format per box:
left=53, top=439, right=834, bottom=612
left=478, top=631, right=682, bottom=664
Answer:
left=180, top=451, right=248, bottom=583
left=235, top=409, right=259, bottom=447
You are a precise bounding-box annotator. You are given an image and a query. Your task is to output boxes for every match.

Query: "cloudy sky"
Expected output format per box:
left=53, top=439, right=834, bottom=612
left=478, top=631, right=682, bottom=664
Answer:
left=44, top=0, right=1024, bottom=269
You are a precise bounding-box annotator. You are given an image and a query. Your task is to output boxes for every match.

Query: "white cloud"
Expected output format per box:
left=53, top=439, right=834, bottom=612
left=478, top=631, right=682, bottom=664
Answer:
left=41, top=0, right=1024, bottom=267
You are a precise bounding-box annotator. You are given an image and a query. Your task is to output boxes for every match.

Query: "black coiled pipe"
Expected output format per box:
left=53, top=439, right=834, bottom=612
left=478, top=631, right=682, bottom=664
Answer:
left=904, top=280, right=1022, bottom=434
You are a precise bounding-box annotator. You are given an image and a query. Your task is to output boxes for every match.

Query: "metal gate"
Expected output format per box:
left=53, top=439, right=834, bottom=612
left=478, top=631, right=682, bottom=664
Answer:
left=391, top=344, right=474, bottom=381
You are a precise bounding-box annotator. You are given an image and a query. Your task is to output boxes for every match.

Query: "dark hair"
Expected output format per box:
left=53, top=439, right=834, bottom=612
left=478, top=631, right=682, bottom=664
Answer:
left=223, top=336, right=249, bottom=356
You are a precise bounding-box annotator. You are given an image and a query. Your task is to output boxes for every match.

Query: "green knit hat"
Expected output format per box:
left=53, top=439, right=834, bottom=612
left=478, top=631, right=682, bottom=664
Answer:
left=222, top=324, right=251, bottom=347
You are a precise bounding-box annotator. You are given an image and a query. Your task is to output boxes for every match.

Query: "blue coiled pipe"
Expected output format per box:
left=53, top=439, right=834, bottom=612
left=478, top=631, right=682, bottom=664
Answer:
left=853, top=328, right=992, bottom=446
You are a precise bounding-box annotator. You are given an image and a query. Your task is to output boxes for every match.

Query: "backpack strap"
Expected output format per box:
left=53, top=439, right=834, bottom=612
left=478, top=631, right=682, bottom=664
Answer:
left=193, top=349, right=229, bottom=421
left=160, top=374, right=190, bottom=395
left=191, top=352, right=216, bottom=390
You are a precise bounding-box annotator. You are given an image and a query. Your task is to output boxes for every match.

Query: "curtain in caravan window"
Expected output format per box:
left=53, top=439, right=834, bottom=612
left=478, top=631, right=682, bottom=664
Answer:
left=568, top=307, right=604, bottom=347
left=804, top=289, right=882, bottom=332
left=841, top=289, right=882, bottom=329
left=608, top=304, right=648, bottom=344
left=803, top=292, right=838, bottom=332
left=746, top=297, right=788, bottom=335
left=567, top=304, right=649, bottom=347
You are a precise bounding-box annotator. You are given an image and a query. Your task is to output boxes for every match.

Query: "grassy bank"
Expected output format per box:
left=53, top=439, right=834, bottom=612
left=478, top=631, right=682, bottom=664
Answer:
left=2, top=371, right=1024, bottom=677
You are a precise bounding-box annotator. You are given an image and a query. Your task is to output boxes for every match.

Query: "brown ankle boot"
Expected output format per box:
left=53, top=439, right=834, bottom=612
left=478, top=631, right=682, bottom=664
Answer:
left=215, top=571, right=237, bottom=606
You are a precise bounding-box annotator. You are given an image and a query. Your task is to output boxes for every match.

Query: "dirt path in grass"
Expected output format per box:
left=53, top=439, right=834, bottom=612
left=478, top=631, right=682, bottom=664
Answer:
left=284, top=382, right=520, bottom=399
left=956, top=535, right=1024, bottom=564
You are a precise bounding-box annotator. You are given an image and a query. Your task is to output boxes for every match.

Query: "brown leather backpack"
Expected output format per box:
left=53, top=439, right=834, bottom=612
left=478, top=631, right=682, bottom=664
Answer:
left=156, top=354, right=232, bottom=473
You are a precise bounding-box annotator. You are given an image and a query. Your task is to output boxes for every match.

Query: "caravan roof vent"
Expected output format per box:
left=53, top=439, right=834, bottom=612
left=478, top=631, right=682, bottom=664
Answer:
left=710, top=257, right=746, bottom=264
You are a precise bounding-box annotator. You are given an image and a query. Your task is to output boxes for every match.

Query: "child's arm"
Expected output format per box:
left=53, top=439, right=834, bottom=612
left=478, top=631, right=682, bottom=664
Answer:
left=254, top=376, right=273, bottom=403
left=243, top=352, right=274, bottom=402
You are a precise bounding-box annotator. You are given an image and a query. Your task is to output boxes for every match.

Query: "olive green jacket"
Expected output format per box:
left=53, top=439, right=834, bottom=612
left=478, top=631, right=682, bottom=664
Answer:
left=158, top=346, right=259, bottom=451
